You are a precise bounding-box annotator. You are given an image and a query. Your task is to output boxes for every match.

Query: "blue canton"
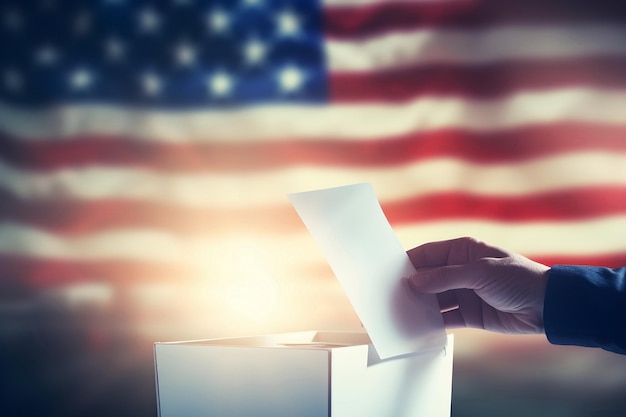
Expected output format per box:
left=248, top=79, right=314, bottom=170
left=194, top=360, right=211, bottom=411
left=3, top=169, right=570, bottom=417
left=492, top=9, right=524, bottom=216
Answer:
left=0, top=0, right=327, bottom=108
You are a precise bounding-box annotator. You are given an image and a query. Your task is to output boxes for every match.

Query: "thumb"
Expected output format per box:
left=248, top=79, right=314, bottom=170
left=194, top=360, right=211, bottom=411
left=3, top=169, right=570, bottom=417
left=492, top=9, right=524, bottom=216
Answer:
left=408, top=264, right=482, bottom=294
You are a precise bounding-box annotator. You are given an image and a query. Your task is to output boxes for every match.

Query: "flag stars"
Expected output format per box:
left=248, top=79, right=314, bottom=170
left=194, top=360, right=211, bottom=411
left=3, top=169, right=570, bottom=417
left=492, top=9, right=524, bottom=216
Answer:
left=141, top=73, right=162, bottom=97
left=70, top=69, right=93, bottom=90
left=3, top=8, right=23, bottom=31
left=174, top=42, right=197, bottom=67
left=3, top=68, right=22, bottom=92
left=207, top=9, right=229, bottom=34
left=73, top=11, right=92, bottom=36
left=207, top=71, right=233, bottom=97
left=105, top=37, right=125, bottom=62
left=276, top=10, right=300, bottom=37
left=278, top=66, right=304, bottom=93
left=242, top=39, right=267, bottom=66
left=0, top=2, right=323, bottom=104
left=40, top=0, right=57, bottom=11
left=35, top=45, right=58, bottom=66
left=138, top=8, right=160, bottom=33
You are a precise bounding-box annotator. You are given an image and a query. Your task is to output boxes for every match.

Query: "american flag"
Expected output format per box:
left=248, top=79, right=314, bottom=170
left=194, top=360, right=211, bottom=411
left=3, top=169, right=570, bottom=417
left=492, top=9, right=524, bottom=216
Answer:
left=1, top=0, right=626, bottom=342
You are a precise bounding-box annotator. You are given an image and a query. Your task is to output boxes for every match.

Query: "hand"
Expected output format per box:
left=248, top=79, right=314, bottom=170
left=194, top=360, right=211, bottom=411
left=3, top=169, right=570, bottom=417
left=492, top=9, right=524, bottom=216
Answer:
left=406, top=237, right=549, bottom=334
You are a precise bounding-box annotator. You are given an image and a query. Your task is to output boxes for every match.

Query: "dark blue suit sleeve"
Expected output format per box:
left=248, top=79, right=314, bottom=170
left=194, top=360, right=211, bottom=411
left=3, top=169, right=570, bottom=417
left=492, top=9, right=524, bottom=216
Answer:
left=544, top=265, right=626, bottom=355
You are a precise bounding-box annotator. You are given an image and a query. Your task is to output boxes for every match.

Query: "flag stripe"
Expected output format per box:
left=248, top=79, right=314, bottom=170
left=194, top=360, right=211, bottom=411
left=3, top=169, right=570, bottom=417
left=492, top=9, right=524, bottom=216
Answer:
left=2, top=187, right=626, bottom=236
left=0, top=255, right=194, bottom=288
left=1, top=216, right=625, bottom=267
left=7, top=252, right=626, bottom=293
left=385, top=187, right=626, bottom=225
left=2, top=151, right=625, bottom=206
left=4, top=249, right=626, bottom=290
left=531, top=253, right=626, bottom=269
left=325, top=26, right=626, bottom=71
left=394, top=217, right=626, bottom=260
left=3, top=123, right=626, bottom=170
left=324, top=1, right=626, bottom=37
left=2, top=89, right=626, bottom=142
left=330, top=57, right=626, bottom=101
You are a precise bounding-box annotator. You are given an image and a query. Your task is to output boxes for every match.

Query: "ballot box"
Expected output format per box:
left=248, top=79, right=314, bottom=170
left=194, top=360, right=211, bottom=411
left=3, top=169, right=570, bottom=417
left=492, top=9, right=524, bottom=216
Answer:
left=154, top=331, right=453, bottom=417
left=154, top=184, right=454, bottom=417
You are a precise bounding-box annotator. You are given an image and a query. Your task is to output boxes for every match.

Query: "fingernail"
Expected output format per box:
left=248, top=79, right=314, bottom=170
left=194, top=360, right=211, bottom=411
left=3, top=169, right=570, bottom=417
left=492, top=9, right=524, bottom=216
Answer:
left=407, top=269, right=435, bottom=289
left=407, top=273, right=423, bottom=287
left=404, top=276, right=421, bottom=296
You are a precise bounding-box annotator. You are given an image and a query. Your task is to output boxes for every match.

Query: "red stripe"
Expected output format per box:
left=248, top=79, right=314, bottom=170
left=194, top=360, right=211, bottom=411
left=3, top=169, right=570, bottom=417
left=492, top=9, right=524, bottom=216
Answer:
left=532, top=253, right=626, bottom=269
left=3, top=123, right=626, bottom=171
left=0, top=190, right=303, bottom=235
left=383, top=187, right=626, bottom=225
left=2, top=187, right=625, bottom=236
left=330, top=57, right=626, bottom=102
left=0, top=255, right=194, bottom=289
left=324, top=0, right=626, bottom=39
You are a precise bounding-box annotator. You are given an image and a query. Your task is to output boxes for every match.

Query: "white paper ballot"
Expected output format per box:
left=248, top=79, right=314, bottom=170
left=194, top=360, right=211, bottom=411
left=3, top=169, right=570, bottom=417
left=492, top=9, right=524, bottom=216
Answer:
left=289, top=183, right=446, bottom=360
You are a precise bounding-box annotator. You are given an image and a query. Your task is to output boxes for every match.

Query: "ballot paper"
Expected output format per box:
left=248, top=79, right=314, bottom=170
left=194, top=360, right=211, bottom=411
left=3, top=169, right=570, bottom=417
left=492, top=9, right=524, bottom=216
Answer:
left=289, top=183, right=446, bottom=359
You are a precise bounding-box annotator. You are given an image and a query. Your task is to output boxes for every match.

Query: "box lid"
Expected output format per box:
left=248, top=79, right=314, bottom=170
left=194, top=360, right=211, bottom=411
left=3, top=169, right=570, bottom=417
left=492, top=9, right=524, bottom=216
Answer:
left=289, top=183, right=446, bottom=360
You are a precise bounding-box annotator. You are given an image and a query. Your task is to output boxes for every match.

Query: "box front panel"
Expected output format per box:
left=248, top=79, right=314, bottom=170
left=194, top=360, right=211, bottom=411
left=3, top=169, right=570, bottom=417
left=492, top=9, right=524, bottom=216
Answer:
left=155, top=344, right=330, bottom=417
left=331, top=335, right=454, bottom=417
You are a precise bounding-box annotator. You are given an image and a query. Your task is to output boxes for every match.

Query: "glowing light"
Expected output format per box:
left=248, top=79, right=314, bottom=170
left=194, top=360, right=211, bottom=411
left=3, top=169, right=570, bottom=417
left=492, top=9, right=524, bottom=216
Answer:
left=221, top=268, right=279, bottom=322
left=197, top=238, right=280, bottom=323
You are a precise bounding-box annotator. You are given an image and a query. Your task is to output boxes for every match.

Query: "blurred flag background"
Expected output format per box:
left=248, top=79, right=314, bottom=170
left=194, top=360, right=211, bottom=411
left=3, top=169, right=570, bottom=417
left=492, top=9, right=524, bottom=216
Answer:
left=1, top=0, right=626, bottom=416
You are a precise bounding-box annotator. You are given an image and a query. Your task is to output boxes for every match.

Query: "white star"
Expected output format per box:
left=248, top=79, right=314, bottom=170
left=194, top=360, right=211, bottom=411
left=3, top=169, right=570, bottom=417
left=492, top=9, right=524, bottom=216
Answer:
left=174, top=42, right=196, bottom=66
left=207, top=10, right=229, bottom=34
left=4, top=9, right=22, bottom=31
left=73, top=11, right=91, bottom=36
left=278, top=66, right=304, bottom=93
left=276, top=10, right=300, bottom=37
left=141, top=73, right=161, bottom=97
left=138, top=8, right=160, bottom=33
left=242, top=39, right=266, bottom=66
left=207, top=72, right=233, bottom=97
left=40, top=0, right=56, bottom=11
left=35, top=45, right=58, bottom=66
left=4, top=68, right=22, bottom=92
left=105, top=37, right=125, bottom=61
left=70, top=69, right=92, bottom=90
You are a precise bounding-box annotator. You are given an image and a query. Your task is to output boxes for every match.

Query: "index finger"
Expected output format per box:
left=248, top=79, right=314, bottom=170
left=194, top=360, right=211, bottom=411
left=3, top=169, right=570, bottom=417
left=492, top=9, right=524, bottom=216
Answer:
left=406, top=237, right=509, bottom=268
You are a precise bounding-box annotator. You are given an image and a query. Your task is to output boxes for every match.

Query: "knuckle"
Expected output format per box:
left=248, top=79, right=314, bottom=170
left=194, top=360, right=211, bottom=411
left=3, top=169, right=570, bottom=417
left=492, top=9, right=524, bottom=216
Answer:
left=473, top=257, right=497, bottom=270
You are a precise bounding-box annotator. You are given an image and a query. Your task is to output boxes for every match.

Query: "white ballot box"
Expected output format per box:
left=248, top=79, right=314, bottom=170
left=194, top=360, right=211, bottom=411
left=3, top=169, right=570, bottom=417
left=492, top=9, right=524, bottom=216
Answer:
left=154, top=331, right=453, bottom=417
left=154, top=184, right=453, bottom=417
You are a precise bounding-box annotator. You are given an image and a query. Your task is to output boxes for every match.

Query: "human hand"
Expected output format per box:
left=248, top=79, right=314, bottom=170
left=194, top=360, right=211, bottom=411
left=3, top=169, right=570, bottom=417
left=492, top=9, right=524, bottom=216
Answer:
left=406, top=237, right=549, bottom=334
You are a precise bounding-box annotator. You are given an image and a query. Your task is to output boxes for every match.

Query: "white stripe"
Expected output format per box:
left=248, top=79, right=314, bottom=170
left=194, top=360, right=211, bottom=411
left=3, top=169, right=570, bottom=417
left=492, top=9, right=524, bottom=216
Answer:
left=1, top=151, right=625, bottom=207
left=327, top=25, right=626, bottom=71
left=1, top=216, right=625, bottom=264
left=1, top=88, right=626, bottom=142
